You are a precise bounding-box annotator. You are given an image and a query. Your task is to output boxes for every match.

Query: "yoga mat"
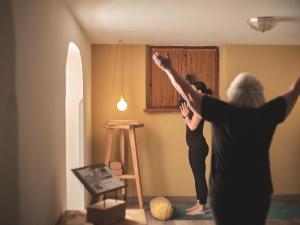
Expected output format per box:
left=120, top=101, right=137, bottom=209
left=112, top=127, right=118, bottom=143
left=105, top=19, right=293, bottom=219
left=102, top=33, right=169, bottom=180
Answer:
left=172, top=204, right=300, bottom=220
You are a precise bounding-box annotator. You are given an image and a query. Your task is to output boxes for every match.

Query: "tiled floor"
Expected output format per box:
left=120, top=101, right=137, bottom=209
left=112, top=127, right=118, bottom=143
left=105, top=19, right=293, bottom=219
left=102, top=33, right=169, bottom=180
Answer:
left=144, top=200, right=300, bottom=225
left=58, top=208, right=147, bottom=225
left=59, top=200, right=300, bottom=225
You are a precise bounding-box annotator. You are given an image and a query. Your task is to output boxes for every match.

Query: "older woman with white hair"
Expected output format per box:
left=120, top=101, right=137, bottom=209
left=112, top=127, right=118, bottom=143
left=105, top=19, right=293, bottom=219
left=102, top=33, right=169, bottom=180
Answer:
left=227, top=72, right=266, bottom=108
left=153, top=53, right=300, bottom=225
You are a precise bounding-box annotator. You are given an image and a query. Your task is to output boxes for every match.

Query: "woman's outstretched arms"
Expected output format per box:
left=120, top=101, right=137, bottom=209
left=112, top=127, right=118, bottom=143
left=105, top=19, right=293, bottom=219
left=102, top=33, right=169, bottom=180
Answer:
left=283, top=76, right=300, bottom=116
left=152, top=52, right=204, bottom=117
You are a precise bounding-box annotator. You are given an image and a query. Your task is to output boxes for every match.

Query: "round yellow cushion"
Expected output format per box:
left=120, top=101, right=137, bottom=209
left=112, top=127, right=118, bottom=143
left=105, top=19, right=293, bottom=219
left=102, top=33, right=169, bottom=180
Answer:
left=149, top=196, right=173, bottom=220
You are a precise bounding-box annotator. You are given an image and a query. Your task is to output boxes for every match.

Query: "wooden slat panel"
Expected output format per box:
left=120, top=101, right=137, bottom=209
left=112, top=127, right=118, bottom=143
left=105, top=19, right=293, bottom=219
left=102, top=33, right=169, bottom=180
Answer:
left=186, top=48, right=218, bottom=96
left=151, top=47, right=186, bottom=107
left=149, top=46, right=219, bottom=109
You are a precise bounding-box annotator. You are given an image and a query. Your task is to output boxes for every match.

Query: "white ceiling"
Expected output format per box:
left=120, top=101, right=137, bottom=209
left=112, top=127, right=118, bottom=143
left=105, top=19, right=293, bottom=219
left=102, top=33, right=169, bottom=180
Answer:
left=65, top=0, right=300, bottom=45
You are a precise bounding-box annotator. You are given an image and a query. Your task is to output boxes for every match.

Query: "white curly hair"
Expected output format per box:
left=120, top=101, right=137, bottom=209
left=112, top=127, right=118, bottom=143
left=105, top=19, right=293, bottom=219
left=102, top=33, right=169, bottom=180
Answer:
left=226, top=72, right=265, bottom=108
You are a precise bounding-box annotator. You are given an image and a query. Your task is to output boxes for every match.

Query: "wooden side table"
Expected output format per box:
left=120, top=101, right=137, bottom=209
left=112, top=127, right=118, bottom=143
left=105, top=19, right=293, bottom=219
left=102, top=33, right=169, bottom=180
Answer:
left=103, top=120, right=144, bottom=209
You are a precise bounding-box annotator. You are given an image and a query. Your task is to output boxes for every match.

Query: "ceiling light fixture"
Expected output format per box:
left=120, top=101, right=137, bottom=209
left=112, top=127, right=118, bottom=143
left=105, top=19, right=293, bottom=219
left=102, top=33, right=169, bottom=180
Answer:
left=247, top=16, right=277, bottom=33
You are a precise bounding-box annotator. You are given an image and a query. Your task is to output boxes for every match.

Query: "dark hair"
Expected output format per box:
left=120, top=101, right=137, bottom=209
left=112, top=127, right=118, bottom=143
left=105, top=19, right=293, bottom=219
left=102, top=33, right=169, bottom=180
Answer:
left=192, top=81, right=213, bottom=95
left=178, top=80, right=213, bottom=107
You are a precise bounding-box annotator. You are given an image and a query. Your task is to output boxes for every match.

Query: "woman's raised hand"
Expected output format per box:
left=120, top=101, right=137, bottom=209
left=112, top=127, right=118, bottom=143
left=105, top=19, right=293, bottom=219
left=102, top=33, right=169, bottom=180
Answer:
left=152, top=52, right=171, bottom=72
left=179, top=102, right=189, bottom=118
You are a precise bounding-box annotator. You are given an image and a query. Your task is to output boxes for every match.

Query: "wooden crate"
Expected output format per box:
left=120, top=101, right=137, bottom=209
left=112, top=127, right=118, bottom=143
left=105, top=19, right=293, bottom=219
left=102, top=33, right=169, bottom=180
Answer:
left=87, top=199, right=126, bottom=225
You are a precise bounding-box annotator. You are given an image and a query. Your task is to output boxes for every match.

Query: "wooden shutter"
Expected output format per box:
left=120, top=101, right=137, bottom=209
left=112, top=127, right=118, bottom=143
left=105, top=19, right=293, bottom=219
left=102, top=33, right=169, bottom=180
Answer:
left=147, top=46, right=219, bottom=111
left=150, top=47, right=186, bottom=108
left=186, top=48, right=218, bottom=96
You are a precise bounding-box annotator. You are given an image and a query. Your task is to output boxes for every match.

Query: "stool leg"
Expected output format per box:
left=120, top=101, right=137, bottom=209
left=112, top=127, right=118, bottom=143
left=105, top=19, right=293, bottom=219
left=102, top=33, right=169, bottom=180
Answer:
left=119, top=129, right=126, bottom=197
left=120, top=129, right=125, bottom=167
left=104, top=128, right=114, bottom=166
left=128, top=128, right=144, bottom=209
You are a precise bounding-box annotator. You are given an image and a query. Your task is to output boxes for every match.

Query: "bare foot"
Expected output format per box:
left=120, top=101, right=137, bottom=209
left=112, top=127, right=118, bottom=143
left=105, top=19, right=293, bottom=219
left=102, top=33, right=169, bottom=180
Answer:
left=187, top=205, right=206, bottom=215
left=185, top=201, right=200, bottom=212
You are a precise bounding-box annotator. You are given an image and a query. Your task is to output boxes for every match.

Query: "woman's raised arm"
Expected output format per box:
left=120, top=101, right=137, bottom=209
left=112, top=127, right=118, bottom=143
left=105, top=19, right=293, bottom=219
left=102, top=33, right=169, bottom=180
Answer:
left=152, top=52, right=204, bottom=117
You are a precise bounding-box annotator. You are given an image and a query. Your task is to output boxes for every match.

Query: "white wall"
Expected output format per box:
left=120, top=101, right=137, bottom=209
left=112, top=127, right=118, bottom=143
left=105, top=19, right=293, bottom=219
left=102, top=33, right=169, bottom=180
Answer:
left=66, top=42, right=85, bottom=209
left=11, top=0, right=92, bottom=224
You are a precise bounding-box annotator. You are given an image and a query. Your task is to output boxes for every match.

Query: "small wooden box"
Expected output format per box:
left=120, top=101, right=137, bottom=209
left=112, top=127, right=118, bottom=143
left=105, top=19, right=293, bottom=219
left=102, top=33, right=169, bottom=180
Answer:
left=87, top=199, right=126, bottom=225
left=109, top=161, right=122, bottom=170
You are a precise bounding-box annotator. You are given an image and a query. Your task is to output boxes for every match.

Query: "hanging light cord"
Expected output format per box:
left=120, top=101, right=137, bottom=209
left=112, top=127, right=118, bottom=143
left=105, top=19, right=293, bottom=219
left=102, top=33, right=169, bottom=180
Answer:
left=121, top=40, right=124, bottom=98
left=106, top=40, right=123, bottom=122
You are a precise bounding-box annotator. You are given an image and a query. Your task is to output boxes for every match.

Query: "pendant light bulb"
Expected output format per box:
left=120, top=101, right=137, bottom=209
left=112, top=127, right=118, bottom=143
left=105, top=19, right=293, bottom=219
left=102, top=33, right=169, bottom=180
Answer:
left=117, top=96, right=127, bottom=111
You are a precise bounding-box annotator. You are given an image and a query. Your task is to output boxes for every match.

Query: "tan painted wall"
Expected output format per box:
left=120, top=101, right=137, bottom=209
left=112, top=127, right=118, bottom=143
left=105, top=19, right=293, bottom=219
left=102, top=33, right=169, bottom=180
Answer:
left=220, top=45, right=300, bottom=194
left=92, top=45, right=210, bottom=197
left=11, top=0, right=92, bottom=224
left=92, top=45, right=300, bottom=197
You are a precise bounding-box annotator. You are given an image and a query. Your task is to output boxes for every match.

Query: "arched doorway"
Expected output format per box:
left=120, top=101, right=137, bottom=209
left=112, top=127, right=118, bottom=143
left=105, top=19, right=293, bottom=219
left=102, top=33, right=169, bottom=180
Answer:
left=65, top=42, right=84, bottom=209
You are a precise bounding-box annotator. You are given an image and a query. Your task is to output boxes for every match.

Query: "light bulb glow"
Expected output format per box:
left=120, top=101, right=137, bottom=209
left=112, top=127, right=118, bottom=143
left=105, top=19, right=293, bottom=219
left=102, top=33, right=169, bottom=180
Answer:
left=250, top=17, right=258, bottom=22
left=117, top=97, right=127, bottom=111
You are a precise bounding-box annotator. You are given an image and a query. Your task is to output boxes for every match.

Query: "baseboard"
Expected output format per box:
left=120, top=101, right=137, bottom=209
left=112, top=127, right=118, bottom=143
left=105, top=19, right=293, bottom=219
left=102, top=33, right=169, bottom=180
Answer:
left=271, top=194, right=300, bottom=201
left=126, top=196, right=197, bottom=204
left=126, top=194, right=300, bottom=204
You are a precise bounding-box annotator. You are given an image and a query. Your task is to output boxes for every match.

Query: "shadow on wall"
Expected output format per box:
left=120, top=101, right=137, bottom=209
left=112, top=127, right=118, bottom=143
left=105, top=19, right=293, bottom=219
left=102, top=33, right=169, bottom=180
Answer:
left=51, top=172, right=65, bottom=225
left=0, top=0, right=19, bottom=225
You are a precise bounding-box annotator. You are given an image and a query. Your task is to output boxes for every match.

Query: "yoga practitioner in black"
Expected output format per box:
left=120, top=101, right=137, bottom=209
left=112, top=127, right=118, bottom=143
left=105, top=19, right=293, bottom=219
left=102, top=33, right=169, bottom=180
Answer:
left=153, top=52, right=300, bottom=225
left=179, top=81, right=212, bottom=215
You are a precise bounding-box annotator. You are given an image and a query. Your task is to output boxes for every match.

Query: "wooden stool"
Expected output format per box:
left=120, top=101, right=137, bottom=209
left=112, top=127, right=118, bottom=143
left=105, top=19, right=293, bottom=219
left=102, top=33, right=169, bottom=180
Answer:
left=104, top=120, right=144, bottom=209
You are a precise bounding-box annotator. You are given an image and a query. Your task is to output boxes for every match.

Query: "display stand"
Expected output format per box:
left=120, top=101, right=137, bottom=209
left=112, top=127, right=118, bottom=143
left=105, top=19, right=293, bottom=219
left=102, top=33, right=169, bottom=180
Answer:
left=72, top=164, right=126, bottom=225
left=104, top=120, right=144, bottom=209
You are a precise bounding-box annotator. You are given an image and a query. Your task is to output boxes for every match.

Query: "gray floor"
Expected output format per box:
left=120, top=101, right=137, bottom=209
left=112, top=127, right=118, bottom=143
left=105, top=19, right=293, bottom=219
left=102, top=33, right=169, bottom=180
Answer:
left=130, top=200, right=300, bottom=225
left=60, top=200, right=300, bottom=225
left=145, top=215, right=300, bottom=225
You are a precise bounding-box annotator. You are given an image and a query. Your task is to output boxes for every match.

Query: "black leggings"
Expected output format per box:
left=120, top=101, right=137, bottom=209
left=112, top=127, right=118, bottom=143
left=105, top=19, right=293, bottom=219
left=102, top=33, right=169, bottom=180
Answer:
left=188, top=145, right=208, bottom=204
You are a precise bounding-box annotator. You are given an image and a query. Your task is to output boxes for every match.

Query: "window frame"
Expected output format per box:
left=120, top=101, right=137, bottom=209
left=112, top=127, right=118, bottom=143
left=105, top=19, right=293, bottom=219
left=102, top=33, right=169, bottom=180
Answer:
left=145, top=45, right=219, bottom=113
